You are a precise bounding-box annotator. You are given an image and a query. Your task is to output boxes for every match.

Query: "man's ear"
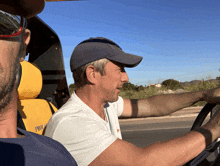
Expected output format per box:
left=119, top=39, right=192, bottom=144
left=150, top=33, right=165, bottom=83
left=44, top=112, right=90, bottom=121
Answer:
left=23, top=29, right=31, bottom=46
left=86, top=65, right=99, bottom=85
left=20, top=29, right=31, bottom=62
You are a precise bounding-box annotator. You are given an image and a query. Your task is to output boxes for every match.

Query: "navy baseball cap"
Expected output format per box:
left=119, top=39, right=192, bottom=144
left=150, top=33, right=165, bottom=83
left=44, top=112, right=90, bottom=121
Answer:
left=70, top=37, right=143, bottom=72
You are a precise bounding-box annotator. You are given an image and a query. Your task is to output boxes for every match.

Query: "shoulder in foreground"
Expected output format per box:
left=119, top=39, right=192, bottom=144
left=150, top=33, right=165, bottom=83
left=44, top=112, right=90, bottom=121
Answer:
left=17, top=128, right=78, bottom=165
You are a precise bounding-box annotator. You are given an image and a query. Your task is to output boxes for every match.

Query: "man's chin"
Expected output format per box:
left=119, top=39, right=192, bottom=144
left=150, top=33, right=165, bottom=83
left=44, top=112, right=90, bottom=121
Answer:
left=108, top=95, right=119, bottom=103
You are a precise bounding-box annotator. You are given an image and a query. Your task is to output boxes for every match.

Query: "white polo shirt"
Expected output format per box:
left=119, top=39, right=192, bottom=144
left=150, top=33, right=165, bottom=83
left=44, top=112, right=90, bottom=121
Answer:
left=45, top=92, right=124, bottom=166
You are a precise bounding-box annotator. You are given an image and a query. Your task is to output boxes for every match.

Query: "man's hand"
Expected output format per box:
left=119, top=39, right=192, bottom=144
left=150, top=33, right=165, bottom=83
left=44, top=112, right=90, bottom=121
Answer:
left=200, top=105, right=220, bottom=144
left=203, top=87, right=220, bottom=104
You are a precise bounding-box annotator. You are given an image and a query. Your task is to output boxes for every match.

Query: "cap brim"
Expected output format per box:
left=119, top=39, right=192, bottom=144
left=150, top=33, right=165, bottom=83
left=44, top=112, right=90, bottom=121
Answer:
left=0, top=0, right=45, bottom=18
left=108, top=52, right=143, bottom=68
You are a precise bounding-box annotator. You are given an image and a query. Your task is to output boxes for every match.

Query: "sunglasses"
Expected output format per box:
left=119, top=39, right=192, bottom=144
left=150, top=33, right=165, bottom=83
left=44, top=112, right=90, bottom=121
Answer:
left=0, top=10, right=26, bottom=38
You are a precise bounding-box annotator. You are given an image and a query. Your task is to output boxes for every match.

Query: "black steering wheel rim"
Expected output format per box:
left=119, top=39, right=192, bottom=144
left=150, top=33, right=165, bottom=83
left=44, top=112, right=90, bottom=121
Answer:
left=185, top=103, right=217, bottom=166
left=191, top=103, right=216, bottom=131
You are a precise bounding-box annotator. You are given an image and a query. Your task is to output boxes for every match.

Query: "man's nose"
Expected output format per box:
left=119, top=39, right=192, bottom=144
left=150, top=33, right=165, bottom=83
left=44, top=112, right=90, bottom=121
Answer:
left=121, top=72, right=129, bottom=83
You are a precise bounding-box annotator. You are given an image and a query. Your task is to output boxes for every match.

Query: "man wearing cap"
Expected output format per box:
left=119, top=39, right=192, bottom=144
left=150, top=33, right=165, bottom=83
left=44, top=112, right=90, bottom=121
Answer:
left=0, top=0, right=77, bottom=165
left=45, top=37, right=220, bottom=166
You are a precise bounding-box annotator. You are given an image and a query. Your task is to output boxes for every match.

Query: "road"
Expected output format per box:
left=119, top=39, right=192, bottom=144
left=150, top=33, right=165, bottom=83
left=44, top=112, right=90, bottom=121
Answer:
left=120, top=115, right=197, bottom=147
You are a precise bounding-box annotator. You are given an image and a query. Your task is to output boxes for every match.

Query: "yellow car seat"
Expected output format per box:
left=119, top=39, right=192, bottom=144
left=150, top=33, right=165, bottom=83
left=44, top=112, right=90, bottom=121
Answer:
left=17, top=61, right=57, bottom=135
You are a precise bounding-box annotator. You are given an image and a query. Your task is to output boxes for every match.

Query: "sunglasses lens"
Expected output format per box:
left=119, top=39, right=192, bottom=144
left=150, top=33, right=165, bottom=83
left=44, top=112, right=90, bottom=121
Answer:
left=0, top=10, right=22, bottom=36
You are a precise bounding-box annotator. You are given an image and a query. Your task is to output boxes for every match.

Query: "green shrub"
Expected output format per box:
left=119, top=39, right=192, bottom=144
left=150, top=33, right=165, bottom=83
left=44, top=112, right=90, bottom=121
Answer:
left=137, top=85, right=144, bottom=91
left=125, top=92, right=133, bottom=98
left=161, top=79, right=183, bottom=90
left=69, top=83, right=76, bottom=95
left=121, top=82, right=136, bottom=91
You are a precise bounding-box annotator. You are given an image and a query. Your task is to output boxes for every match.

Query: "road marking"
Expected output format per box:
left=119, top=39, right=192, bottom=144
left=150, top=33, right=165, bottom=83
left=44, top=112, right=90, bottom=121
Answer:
left=122, top=125, right=192, bottom=132
left=119, top=114, right=198, bottom=122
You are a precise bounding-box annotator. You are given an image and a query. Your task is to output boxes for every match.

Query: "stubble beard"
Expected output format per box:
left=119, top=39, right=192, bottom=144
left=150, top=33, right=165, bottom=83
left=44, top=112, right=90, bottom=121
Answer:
left=107, top=90, right=119, bottom=103
left=0, top=48, right=22, bottom=113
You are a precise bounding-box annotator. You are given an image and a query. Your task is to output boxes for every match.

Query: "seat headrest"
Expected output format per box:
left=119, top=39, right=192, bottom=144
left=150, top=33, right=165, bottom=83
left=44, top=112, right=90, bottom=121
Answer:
left=18, top=61, right=43, bottom=100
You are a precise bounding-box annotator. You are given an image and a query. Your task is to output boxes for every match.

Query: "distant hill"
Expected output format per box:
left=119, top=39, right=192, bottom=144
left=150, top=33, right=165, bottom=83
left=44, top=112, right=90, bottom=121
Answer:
left=180, top=78, right=220, bottom=87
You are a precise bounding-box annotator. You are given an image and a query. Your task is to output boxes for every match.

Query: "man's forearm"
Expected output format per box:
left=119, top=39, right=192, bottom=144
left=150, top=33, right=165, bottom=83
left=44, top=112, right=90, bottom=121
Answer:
left=137, top=90, right=205, bottom=117
left=139, top=130, right=209, bottom=166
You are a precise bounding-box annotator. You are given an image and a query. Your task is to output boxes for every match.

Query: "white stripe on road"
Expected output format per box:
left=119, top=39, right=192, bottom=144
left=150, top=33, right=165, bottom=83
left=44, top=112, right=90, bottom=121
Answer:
left=122, top=125, right=192, bottom=132
left=119, top=114, right=198, bottom=122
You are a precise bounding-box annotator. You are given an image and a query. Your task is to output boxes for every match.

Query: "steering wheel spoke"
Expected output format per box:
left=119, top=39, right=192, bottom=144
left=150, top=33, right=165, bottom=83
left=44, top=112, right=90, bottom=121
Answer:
left=206, top=139, right=220, bottom=152
left=189, top=150, right=212, bottom=166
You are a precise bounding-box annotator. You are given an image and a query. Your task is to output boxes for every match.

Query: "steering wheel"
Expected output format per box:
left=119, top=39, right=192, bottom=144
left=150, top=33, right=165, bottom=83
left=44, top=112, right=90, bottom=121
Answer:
left=185, top=103, right=220, bottom=166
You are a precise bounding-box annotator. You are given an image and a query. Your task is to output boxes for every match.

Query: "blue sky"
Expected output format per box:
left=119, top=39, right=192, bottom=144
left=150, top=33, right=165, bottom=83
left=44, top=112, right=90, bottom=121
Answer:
left=36, top=0, right=220, bottom=86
